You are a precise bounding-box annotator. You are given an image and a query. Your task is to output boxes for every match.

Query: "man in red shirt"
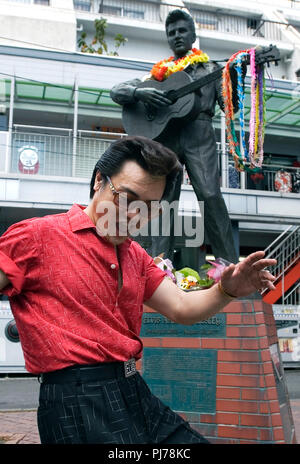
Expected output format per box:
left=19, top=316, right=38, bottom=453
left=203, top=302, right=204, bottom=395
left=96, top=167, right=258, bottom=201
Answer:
left=0, top=136, right=276, bottom=444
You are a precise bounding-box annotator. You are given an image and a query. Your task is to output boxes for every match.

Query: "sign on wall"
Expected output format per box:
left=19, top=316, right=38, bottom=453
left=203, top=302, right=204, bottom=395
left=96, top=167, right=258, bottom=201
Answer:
left=18, top=145, right=39, bottom=174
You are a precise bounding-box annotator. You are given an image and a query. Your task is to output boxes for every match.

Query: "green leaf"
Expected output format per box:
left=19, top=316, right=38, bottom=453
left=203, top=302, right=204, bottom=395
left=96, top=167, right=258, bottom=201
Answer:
left=200, top=263, right=212, bottom=270
left=178, top=267, right=201, bottom=282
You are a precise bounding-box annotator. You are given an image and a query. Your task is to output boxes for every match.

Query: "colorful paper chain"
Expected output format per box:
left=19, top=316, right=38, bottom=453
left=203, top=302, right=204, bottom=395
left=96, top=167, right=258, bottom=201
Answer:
left=222, top=48, right=266, bottom=172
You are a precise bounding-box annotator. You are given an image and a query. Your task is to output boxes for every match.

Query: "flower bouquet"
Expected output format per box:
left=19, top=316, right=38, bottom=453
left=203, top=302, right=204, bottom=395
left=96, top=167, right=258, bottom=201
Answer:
left=154, top=254, right=231, bottom=291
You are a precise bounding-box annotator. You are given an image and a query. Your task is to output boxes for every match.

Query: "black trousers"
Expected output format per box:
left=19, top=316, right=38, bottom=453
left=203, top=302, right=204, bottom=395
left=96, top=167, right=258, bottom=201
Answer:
left=151, top=118, right=239, bottom=265
left=37, top=363, right=209, bottom=444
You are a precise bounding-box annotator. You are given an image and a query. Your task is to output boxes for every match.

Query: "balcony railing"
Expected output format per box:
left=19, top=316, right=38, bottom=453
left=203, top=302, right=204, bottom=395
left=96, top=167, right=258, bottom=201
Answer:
left=2, top=0, right=50, bottom=4
left=263, top=225, right=300, bottom=305
left=1, top=126, right=299, bottom=196
left=282, top=281, right=300, bottom=306
left=215, top=142, right=300, bottom=194
left=7, top=126, right=124, bottom=179
left=188, top=9, right=284, bottom=42
left=183, top=161, right=300, bottom=194
left=251, top=0, right=300, bottom=8
left=73, top=0, right=290, bottom=42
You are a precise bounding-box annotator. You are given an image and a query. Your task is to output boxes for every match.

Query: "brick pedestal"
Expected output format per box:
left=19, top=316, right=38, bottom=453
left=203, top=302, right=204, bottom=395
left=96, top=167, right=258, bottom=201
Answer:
left=140, top=299, right=297, bottom=444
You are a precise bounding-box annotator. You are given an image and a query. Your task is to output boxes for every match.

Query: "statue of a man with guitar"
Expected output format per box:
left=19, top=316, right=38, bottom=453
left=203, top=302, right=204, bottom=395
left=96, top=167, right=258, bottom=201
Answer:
left=110, top=9, right=279, bottom=268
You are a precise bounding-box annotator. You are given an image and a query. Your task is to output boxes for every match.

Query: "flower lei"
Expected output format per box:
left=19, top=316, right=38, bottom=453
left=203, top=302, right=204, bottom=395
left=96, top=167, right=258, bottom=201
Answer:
left=150, top=48, right=210, bottom=82
left=222, top=48, right=266, bottom=172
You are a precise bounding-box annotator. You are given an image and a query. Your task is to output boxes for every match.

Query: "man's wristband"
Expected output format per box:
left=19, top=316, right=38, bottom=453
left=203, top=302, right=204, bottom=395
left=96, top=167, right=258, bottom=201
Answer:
left=218, top=281, right=237, bottom=299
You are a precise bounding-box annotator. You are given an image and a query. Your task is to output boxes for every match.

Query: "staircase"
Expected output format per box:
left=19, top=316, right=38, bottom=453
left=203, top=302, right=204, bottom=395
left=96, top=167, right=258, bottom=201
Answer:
left=262, top=225, right=300, bottom=305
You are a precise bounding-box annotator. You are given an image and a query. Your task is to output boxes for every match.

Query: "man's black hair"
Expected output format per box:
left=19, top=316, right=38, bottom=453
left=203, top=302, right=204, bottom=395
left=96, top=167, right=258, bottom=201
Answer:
left=165, top=9, right=196, bottom=36
left=89, top=135, right=182, bottom=199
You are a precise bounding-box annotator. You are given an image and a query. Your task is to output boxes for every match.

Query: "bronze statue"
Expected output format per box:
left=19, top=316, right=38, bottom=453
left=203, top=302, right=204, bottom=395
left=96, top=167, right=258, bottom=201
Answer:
left=111, top=9, right=244, bottom=267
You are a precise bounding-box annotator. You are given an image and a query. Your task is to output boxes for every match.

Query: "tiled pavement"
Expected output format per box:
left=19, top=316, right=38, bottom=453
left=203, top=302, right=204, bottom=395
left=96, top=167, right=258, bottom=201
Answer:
left=1, top=400, right=300, bottom=445
left=0, top=410, right=40, bottom=444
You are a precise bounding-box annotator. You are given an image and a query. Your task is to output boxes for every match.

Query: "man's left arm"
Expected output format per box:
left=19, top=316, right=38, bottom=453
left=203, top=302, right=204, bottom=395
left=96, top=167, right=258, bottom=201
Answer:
left=145, top=251, right=276, bottom=326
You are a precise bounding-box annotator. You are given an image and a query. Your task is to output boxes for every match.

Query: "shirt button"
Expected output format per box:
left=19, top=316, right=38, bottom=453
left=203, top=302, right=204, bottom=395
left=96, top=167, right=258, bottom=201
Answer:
left=110, top=264, right=116, bottom=269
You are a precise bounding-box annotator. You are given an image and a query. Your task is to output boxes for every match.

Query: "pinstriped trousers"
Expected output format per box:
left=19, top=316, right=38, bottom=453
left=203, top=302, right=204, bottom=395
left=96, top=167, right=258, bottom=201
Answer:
left=37, top=371, right=209, bottom=444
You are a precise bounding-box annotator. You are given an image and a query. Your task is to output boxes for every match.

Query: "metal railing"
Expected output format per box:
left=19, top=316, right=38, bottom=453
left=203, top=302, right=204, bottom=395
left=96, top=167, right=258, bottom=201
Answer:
left=76, top=129, right=126, bottom=178
left=215, top=143, right=300, bottom=194
left=2, top=0, right=49, bottom=4
left=187, top=7, right=283, bottom=41
left=262, top=225, right=300, bottom=304
left=243, top=165, right=300, bottom=193
left=10, top=126, right=122, bottom=179
left=188, top=161, right=300, bottom=193
left=283, top=281, right=300, bottom=306
left=73, top=0, right=289, bottom=42
left=3, top=127, right=300, bottom=193
left=74, top=0, right=165, bottom=21
left=251, top=0, right=300, bottom=8
left=11, top=127, right=74, bottom=177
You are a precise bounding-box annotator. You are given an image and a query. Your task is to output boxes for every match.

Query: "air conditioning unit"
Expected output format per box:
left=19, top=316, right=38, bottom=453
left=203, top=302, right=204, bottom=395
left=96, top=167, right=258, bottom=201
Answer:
left=0, top=299, right=27, bottom=373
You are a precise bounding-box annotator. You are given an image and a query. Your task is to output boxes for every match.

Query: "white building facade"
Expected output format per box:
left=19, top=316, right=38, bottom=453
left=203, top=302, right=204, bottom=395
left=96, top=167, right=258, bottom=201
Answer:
left=0, top=0, right=299, bottom=254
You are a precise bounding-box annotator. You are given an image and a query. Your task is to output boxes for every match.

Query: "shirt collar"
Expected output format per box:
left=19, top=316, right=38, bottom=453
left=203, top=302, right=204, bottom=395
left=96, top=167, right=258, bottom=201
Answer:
left=67, top=203, right=132, bottom=252
left=67, top=204, right=96, bottom=232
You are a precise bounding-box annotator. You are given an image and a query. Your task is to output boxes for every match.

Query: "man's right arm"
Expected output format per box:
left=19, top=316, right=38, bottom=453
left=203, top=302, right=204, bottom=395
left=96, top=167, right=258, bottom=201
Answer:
left=0, top=220, right=39, bottom=297
left=0, top=269, right=10, bottom=292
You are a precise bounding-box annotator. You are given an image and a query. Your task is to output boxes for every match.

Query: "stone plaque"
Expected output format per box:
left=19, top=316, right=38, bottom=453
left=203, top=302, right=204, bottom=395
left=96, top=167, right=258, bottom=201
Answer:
left=140, top=313, right=226, bottom=338
left=142, top=348, right=217, bottom=413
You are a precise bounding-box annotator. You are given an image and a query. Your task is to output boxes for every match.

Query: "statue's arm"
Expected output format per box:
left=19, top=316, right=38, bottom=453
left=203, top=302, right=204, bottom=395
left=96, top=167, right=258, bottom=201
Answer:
left=111, top=77, right=173, bottom=108
left=110, top=78, right=143, bottom=105
left=216, top=61, right=247, bottom=114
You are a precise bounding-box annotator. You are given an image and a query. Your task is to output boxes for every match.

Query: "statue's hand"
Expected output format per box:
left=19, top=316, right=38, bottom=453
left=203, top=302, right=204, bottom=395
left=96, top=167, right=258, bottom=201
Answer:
left=135, top=88, right=173, bottom=108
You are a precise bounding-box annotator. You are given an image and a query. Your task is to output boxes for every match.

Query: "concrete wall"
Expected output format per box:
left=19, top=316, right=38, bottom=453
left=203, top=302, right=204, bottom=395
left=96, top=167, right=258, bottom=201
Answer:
left=0, top=0, right=76, bottom=52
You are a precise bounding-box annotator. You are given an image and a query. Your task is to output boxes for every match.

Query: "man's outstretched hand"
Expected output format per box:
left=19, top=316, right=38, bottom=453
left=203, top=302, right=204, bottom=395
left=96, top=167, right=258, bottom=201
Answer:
left=220, top=251, right=277, bottom=298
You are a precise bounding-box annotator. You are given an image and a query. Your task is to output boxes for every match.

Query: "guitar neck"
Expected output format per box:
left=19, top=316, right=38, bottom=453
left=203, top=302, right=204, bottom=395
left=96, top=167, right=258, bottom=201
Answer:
left=174, top=67, right=224, bottom=100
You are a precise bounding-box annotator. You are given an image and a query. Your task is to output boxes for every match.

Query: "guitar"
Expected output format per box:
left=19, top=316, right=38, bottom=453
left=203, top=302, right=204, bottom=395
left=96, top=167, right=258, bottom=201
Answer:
left=122, top=45, right=280, bottom=140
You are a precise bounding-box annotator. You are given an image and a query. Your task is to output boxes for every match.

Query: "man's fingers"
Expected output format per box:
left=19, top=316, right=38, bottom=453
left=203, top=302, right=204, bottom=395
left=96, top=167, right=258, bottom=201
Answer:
left=243, top=251, right=265, bottom=265
left=252, top=259, right=277, bottom=271
left=259, top=269, right=276, bottom=281
left=260, top=280, right=276, bottom=292
left=221, top=263, right=235, bottom=280
left=237, top=254, right=276, bottom=273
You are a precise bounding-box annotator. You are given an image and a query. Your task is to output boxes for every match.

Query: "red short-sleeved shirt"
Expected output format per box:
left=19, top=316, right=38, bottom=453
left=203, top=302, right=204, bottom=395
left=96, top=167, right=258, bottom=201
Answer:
left=0, top=204, right=166, bottom=374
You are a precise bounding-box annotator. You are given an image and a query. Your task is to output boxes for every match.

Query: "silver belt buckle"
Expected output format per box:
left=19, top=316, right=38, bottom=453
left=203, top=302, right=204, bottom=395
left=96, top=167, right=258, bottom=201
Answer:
left=124, top=358, right=136, bottom=378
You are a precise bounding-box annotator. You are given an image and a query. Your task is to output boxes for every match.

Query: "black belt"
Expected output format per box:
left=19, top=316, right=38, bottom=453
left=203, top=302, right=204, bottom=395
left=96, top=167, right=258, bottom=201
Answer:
left=39, top=358, right=137, bottom=384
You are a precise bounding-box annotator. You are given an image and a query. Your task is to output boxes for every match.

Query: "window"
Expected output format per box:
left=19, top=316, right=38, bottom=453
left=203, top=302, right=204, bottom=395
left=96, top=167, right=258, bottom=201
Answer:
left=101, top=5, right=122, bottom=15
left=296, top=69, right=300, bottom=81
left=191, top=10, right=218, bottom=31
left=2, top=0, right=49, bottom=4
left=99, top=1, right=144, bottom=20
left=124, top=9, right=144, bottom=20
left=2, top=0, right=31, bottom=3
left=74, top=0, right=91, bottom=11
left=247, top=18, right=258, bottom=30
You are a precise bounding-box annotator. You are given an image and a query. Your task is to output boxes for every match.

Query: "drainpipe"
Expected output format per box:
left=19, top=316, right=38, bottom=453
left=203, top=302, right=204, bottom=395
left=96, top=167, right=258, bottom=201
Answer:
left=5, top=74, right=15, bottom=174
left=72, top=76, right=78, bottom=178
left=239, top=130, right=246, bottom=190
left=221, top=113, right=228, bottom=188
